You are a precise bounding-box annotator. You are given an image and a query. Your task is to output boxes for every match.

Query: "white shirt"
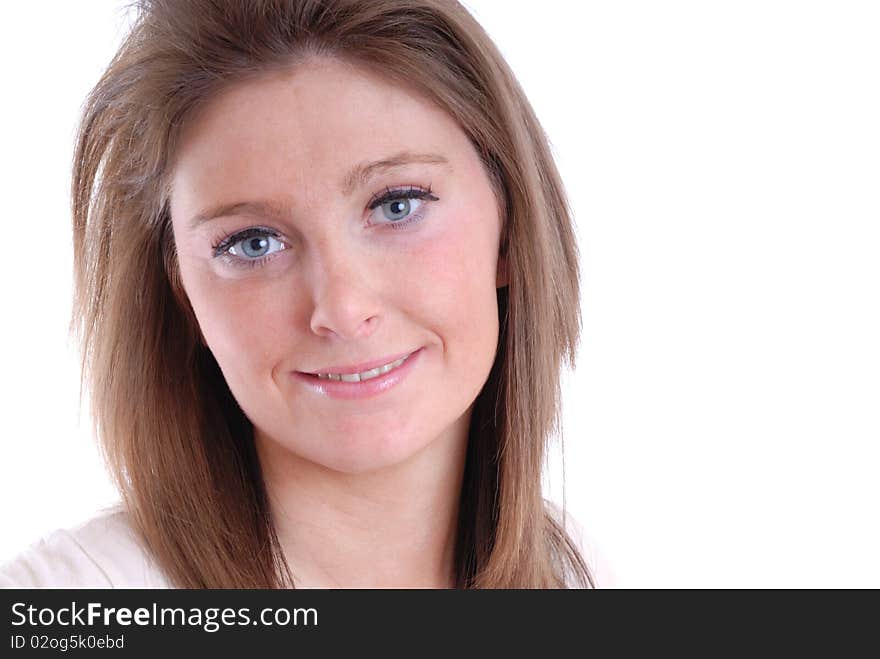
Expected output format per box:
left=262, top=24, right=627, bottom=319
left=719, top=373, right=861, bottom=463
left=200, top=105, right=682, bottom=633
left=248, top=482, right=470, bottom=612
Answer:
left=0, top=505, right=170, bottom=588
left=1, top=503, right=611, bottom=588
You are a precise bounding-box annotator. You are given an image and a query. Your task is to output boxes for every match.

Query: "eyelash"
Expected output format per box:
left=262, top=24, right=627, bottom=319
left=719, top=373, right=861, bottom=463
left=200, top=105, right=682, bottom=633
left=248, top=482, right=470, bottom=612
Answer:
left=210, top=184, right=438, bottom=270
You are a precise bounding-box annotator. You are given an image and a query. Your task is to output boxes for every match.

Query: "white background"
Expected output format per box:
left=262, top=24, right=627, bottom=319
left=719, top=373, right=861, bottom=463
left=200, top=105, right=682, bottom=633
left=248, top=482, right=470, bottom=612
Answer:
left=1, top=1, right=877, bottom=587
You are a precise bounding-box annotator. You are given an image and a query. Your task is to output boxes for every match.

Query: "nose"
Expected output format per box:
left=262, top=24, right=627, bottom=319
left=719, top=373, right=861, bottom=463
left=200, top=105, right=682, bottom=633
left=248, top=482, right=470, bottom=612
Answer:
left=307, top=245, right=382, bottom=340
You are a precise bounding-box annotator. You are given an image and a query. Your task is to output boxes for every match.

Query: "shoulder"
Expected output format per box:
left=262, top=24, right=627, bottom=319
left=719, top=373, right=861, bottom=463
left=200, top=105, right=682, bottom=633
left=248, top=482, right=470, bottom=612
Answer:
left=0, top=504, right=170, bottom=589
left=544, top=499, right=616, bottom=588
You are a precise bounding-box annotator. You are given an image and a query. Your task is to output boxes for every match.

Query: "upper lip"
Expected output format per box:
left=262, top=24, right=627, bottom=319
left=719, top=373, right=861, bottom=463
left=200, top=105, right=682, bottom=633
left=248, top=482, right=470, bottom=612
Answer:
left=301, top=349, right=416, bottom=376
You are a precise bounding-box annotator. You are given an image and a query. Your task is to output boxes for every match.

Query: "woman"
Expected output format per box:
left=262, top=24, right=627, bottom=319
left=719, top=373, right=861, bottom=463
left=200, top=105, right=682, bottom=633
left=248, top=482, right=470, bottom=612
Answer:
left=1, top=0, right=593, bottom=588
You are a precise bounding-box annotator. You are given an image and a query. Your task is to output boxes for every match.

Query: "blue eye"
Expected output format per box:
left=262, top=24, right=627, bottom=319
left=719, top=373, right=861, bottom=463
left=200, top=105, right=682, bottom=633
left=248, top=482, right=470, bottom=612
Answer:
left=230, top=233, right=285, bottom=259
left=382, top=198, right=412, bottom=222
left=213, top=227, right=287, bottom=269
left=368, top=186, right=439, bottom=229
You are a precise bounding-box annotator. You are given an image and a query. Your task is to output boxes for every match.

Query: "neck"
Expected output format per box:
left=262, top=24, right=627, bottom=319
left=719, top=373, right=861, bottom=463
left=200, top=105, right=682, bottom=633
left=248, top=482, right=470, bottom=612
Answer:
left=256, top=412, right=470, bottom=588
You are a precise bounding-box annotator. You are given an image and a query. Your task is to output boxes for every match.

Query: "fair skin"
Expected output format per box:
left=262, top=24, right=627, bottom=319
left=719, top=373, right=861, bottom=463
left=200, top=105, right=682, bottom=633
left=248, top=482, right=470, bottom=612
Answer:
left=170, top=56, right=505, bottom=588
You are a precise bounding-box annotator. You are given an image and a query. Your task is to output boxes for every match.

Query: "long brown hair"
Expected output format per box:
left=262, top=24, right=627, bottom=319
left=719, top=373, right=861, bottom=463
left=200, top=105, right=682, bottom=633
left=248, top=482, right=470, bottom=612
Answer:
left=72, top=0, right=591, bottom=588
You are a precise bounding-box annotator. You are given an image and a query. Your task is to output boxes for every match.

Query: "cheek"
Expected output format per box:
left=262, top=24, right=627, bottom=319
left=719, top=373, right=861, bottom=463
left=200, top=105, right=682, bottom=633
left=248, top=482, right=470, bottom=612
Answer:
left=177, top=257, right=281, bottom=383
left=404, top=209, right=501, bottom=346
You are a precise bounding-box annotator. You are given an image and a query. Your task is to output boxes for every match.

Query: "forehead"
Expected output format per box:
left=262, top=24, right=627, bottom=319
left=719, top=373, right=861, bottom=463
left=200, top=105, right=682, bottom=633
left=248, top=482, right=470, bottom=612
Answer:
left=170, top=57, right=472, bottom=213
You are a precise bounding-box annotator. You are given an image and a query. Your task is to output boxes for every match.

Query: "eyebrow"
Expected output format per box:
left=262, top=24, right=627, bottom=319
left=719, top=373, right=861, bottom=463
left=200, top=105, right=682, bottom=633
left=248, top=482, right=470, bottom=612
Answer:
left=188, top=151, right=451, bottom=229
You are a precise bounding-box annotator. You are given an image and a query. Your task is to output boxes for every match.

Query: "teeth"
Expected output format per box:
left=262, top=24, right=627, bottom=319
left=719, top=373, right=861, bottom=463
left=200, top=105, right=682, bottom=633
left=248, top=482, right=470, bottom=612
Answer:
left=316, top=354, right=410, bottom=382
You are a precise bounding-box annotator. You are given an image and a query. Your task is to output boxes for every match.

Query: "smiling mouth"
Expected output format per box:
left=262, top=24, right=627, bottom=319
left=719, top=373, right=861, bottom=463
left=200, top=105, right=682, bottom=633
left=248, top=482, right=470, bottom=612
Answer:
left=302, top=349, right=418, bottom=382
left=311, top=353, right=412, bottom=382
left=294, top=348, right=423, bottom=400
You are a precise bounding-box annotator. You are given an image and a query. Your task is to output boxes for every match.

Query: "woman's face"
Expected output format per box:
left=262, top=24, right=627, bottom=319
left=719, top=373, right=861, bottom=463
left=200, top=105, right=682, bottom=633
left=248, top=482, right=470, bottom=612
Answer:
left=169, top=57, right=505, bottom=474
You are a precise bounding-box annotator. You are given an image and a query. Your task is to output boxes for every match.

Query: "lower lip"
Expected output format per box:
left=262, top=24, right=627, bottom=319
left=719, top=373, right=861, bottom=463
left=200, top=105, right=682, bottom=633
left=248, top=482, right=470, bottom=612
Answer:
left=293, top=348, right=423, bottom=400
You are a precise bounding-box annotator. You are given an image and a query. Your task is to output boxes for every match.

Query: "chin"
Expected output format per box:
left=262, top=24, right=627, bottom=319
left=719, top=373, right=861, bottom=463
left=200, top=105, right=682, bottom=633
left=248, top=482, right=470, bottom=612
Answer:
left=305, top=425, right=438, bottom=476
